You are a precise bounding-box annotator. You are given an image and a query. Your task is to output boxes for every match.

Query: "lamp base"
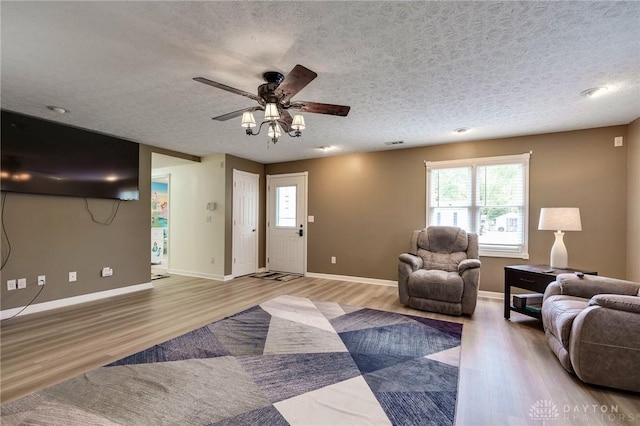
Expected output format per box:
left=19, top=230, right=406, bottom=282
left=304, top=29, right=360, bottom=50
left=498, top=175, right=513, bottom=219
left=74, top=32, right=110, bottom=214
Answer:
left=549, top=231, right=568, bottom=269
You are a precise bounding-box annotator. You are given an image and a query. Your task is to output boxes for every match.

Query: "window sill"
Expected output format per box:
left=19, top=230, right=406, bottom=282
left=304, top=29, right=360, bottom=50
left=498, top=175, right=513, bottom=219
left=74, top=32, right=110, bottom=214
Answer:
left=479, top=250, right=529, bottom=259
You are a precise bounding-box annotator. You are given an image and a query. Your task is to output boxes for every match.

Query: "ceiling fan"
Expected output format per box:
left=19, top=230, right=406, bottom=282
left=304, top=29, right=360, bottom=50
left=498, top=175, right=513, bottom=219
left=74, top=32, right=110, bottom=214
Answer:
left=193, top=64, right=350, bottom=143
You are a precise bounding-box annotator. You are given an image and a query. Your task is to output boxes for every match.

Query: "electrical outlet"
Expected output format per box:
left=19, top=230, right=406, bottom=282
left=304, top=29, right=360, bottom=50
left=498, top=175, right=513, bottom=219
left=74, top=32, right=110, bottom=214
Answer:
left=331, top=256, right=337, bottom=264
left=7, top=279, right=17, bottom=291
left=69, top=271, right=77, bottom=282
left=101, top=267, right=113, bottom=277
left=17, top=278, right=27, bottom=289
left=38, top=275, right=46, bottom=285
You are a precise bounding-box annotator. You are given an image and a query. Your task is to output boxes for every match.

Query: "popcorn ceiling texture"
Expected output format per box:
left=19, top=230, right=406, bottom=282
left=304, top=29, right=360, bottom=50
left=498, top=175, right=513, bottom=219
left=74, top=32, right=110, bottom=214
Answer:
left=1, top=1, right=638, bottom=163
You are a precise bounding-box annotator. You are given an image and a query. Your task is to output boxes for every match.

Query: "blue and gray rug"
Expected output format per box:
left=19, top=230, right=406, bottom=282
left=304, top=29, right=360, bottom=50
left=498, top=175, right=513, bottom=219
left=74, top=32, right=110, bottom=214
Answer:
left=1, top=295, right=463, bottom=425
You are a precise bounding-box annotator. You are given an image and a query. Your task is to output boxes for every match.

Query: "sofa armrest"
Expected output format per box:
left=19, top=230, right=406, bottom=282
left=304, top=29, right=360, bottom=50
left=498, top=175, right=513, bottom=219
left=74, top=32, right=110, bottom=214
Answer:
left=398, top=253, right=422, bottom=271
left=556, top=273, right=640, bottom=299
left=458, top=258, right=480, bottom=273
left=543, top=281, right=563, bottom=302
left=569, top=301, right=640, bottom=392
left=589, top=294, right=640, bottom=314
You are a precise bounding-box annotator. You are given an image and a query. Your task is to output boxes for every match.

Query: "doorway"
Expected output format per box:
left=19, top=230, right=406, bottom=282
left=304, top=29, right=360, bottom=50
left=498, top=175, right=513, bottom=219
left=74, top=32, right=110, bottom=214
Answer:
left=267, top=172, right=308, bottom=274
left=151, top=175, right=170, bottom=271
left=232, top=170, right=259, bottom=277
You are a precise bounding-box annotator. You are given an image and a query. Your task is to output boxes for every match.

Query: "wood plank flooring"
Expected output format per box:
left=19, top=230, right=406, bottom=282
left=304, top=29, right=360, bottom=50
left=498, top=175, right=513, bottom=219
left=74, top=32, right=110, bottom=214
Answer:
left=1, top=274, right=639, bottom=424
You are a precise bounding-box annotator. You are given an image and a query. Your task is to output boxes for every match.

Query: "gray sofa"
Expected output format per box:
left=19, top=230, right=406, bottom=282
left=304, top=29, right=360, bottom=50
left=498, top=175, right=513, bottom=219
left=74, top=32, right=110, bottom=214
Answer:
left=398, top=226, right=481, bottom=316
left=542, top=273, right=640, bottom=392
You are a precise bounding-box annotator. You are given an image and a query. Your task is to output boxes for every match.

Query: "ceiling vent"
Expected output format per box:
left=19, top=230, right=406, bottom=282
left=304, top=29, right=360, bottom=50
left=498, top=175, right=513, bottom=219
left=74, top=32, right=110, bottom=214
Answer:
left=384, top=140, right=404, bottom=146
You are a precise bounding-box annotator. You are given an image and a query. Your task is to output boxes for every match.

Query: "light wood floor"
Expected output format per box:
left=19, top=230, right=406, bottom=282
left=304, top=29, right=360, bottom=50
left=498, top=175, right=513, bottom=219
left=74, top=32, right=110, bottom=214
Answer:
left=1, top=274, right=638, bottom=425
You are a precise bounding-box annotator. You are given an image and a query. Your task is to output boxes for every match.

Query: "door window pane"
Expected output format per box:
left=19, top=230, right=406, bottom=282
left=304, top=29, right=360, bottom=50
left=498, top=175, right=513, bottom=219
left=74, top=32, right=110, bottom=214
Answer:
left=276, top=185, right=296, bottom=227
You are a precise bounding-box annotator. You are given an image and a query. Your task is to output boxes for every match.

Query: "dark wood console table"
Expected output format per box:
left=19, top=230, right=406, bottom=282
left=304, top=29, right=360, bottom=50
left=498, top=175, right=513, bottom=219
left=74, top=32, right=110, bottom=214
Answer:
left=504, top=265, right=597, bottom=320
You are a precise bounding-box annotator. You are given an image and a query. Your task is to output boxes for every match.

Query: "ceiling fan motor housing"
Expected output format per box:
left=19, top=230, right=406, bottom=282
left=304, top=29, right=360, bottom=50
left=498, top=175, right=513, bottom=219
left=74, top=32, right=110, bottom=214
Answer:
left=258, top=82, right=282, bottom=104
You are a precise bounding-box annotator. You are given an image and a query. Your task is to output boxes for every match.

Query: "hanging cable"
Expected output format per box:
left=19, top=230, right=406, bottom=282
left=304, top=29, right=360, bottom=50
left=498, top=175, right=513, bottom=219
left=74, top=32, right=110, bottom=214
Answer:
left=1, top=192, right=11, bottom=270
left=0, top=280, right=45, bottom=322
left=84, top=198, right=122, bottom=225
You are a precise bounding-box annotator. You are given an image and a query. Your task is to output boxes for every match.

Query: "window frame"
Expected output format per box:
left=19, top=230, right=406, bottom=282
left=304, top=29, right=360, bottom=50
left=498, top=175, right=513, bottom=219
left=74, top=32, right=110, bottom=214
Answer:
left=425, top=153, right=530, bottom=259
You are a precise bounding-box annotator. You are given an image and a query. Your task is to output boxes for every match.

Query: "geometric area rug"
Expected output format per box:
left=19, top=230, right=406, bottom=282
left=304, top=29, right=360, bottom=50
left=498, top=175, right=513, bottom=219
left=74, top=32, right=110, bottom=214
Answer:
left=0, top=295, right=463, bottom=425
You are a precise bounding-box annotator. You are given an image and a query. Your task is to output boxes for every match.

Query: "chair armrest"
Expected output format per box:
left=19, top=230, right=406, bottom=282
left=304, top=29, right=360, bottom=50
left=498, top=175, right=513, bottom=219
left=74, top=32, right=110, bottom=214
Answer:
left=398, top=253, right=422, bottom=271
left=458, top=258, right=480, bottom=273
left=589, top=294, right=640, bottom=314
left=556, top=273, right=640, bottom=299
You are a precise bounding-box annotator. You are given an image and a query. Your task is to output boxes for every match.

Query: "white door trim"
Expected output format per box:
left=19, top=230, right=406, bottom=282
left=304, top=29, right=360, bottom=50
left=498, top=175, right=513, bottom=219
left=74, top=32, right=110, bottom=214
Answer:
left=232, top=169, right=259, bottom=278
left=266, top=172, right=308, bottom=275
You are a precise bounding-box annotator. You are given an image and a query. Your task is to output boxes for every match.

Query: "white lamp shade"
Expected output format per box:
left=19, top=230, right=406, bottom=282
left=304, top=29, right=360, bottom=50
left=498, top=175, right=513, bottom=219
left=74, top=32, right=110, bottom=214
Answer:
left=264, top=103, right=280, bottom=121
left=241, top=111, right=256, bottom=128
left=538, top=208, right=582, bottom=231
left=291, top=114, right=306, bottom=130
left=268, top=121, right=282, bottom=138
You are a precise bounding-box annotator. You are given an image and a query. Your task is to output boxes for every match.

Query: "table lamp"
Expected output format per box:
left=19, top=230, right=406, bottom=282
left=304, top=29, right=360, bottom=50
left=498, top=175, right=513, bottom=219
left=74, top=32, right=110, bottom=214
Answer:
left=538, top=208, right=582, bottom=269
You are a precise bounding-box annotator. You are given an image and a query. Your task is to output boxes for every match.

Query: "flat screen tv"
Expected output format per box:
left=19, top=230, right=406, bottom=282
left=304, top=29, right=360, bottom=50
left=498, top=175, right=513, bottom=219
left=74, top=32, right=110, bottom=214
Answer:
left=1, top=110, right=139, bottom=200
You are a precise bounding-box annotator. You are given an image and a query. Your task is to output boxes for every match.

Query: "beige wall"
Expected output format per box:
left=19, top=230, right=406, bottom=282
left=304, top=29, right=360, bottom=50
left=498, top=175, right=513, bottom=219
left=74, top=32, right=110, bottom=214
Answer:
left=628, top=118, right=640, bottom=282
left=153, top=154, right=227, bottom=279
left=266, top=125, right=629, bottom=292
left=0, top=145, right=152, bottom=310
left=1, top=122, right=633, bottom=312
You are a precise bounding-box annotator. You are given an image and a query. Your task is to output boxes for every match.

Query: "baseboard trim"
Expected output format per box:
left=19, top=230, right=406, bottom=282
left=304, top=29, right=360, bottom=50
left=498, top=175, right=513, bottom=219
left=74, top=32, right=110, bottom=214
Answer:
left=478, top=290, right=504, bottom=300
left=305, top=272, right=397, bottom=287
left=0, top=282, right=154, bottom=320
left=304, top=274, right=504, bottom=298
left=168, top=268, right=233, bottom=281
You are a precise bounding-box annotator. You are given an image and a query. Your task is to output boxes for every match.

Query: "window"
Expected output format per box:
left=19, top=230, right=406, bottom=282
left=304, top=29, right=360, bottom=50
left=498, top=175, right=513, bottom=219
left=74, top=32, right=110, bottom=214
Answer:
left=275, top=185, right=297, bottom=227
left=426, top=153, right=530, bottom=258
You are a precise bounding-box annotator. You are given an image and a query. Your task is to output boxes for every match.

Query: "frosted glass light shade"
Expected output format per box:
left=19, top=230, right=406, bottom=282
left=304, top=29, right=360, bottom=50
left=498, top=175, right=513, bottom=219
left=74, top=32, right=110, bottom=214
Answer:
left=291, top=114, right=306, bottom=130
left=538, top=208, right=582, bottom=231
left=268, top=121, right=282, bottom=139
left=241, top=111, right=256, bottom=128
left=264, top=103, right=280, bottom=120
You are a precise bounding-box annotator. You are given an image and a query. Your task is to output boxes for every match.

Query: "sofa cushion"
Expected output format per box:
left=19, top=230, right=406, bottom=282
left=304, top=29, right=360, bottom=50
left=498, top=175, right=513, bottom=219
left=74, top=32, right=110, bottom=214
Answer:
left=407, top=269, right=464, bottom=302
left=542, top=295, right=589, bottom=350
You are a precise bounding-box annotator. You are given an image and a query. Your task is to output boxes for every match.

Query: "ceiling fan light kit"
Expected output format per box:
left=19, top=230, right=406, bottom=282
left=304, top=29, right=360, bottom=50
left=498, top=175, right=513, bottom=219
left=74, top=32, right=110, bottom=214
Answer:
left=194, top=64, right=350, bottom=146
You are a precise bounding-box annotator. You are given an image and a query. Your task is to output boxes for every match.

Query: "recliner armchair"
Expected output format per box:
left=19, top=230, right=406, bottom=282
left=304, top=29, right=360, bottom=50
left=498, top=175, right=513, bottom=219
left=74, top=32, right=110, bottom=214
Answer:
left=542, top=273, right=640, bottom=392
left=398, top=226, right=481, bottom=315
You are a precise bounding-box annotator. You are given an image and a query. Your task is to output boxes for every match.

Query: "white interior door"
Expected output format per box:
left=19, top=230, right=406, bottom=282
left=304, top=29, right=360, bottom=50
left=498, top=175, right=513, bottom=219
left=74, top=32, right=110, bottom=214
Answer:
left=267, top=172, right=307, bottom=274
left=233, top=170, right=259, bottom=277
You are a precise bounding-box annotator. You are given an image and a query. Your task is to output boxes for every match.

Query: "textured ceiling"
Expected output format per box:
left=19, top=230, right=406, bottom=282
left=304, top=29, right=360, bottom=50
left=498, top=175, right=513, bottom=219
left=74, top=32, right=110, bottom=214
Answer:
left=2, top=1, right=639, bottom=164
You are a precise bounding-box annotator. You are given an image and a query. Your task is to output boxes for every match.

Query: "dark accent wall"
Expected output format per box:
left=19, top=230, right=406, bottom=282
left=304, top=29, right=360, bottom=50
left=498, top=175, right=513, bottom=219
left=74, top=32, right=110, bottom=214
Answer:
left=265, top=126, right=629, bottom=292
left=224, top=155, right=266, bottom=276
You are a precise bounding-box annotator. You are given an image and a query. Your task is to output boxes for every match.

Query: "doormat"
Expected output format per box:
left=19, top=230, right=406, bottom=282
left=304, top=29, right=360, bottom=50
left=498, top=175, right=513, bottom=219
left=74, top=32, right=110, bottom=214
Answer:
left=251, top=271, right=303, bottom=282
left=151, top=274, right=170, bottom=281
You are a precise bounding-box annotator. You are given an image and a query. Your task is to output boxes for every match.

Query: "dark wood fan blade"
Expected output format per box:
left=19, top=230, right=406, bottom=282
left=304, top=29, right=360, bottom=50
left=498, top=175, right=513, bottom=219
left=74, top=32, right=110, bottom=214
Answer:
left=212, top=106, right=263, bottom=121
left=290, top=101, right=350, bottom=117
left=278, top=109, right=293, bottom=132
left=193, top=77, right=261, bottom=102
left=276, top=65, right=317, bottom=101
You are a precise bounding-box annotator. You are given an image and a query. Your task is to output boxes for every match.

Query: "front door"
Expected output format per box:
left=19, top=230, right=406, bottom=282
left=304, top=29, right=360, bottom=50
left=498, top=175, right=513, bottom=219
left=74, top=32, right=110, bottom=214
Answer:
left=232, top=170, right=259, bottom=277
left=267, top=172, right=307, bottom=274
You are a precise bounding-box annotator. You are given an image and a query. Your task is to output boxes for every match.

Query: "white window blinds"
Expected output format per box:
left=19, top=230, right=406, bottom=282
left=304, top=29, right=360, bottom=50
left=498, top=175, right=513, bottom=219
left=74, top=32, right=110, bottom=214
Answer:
left=426, top=153, right=530, bottom=258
